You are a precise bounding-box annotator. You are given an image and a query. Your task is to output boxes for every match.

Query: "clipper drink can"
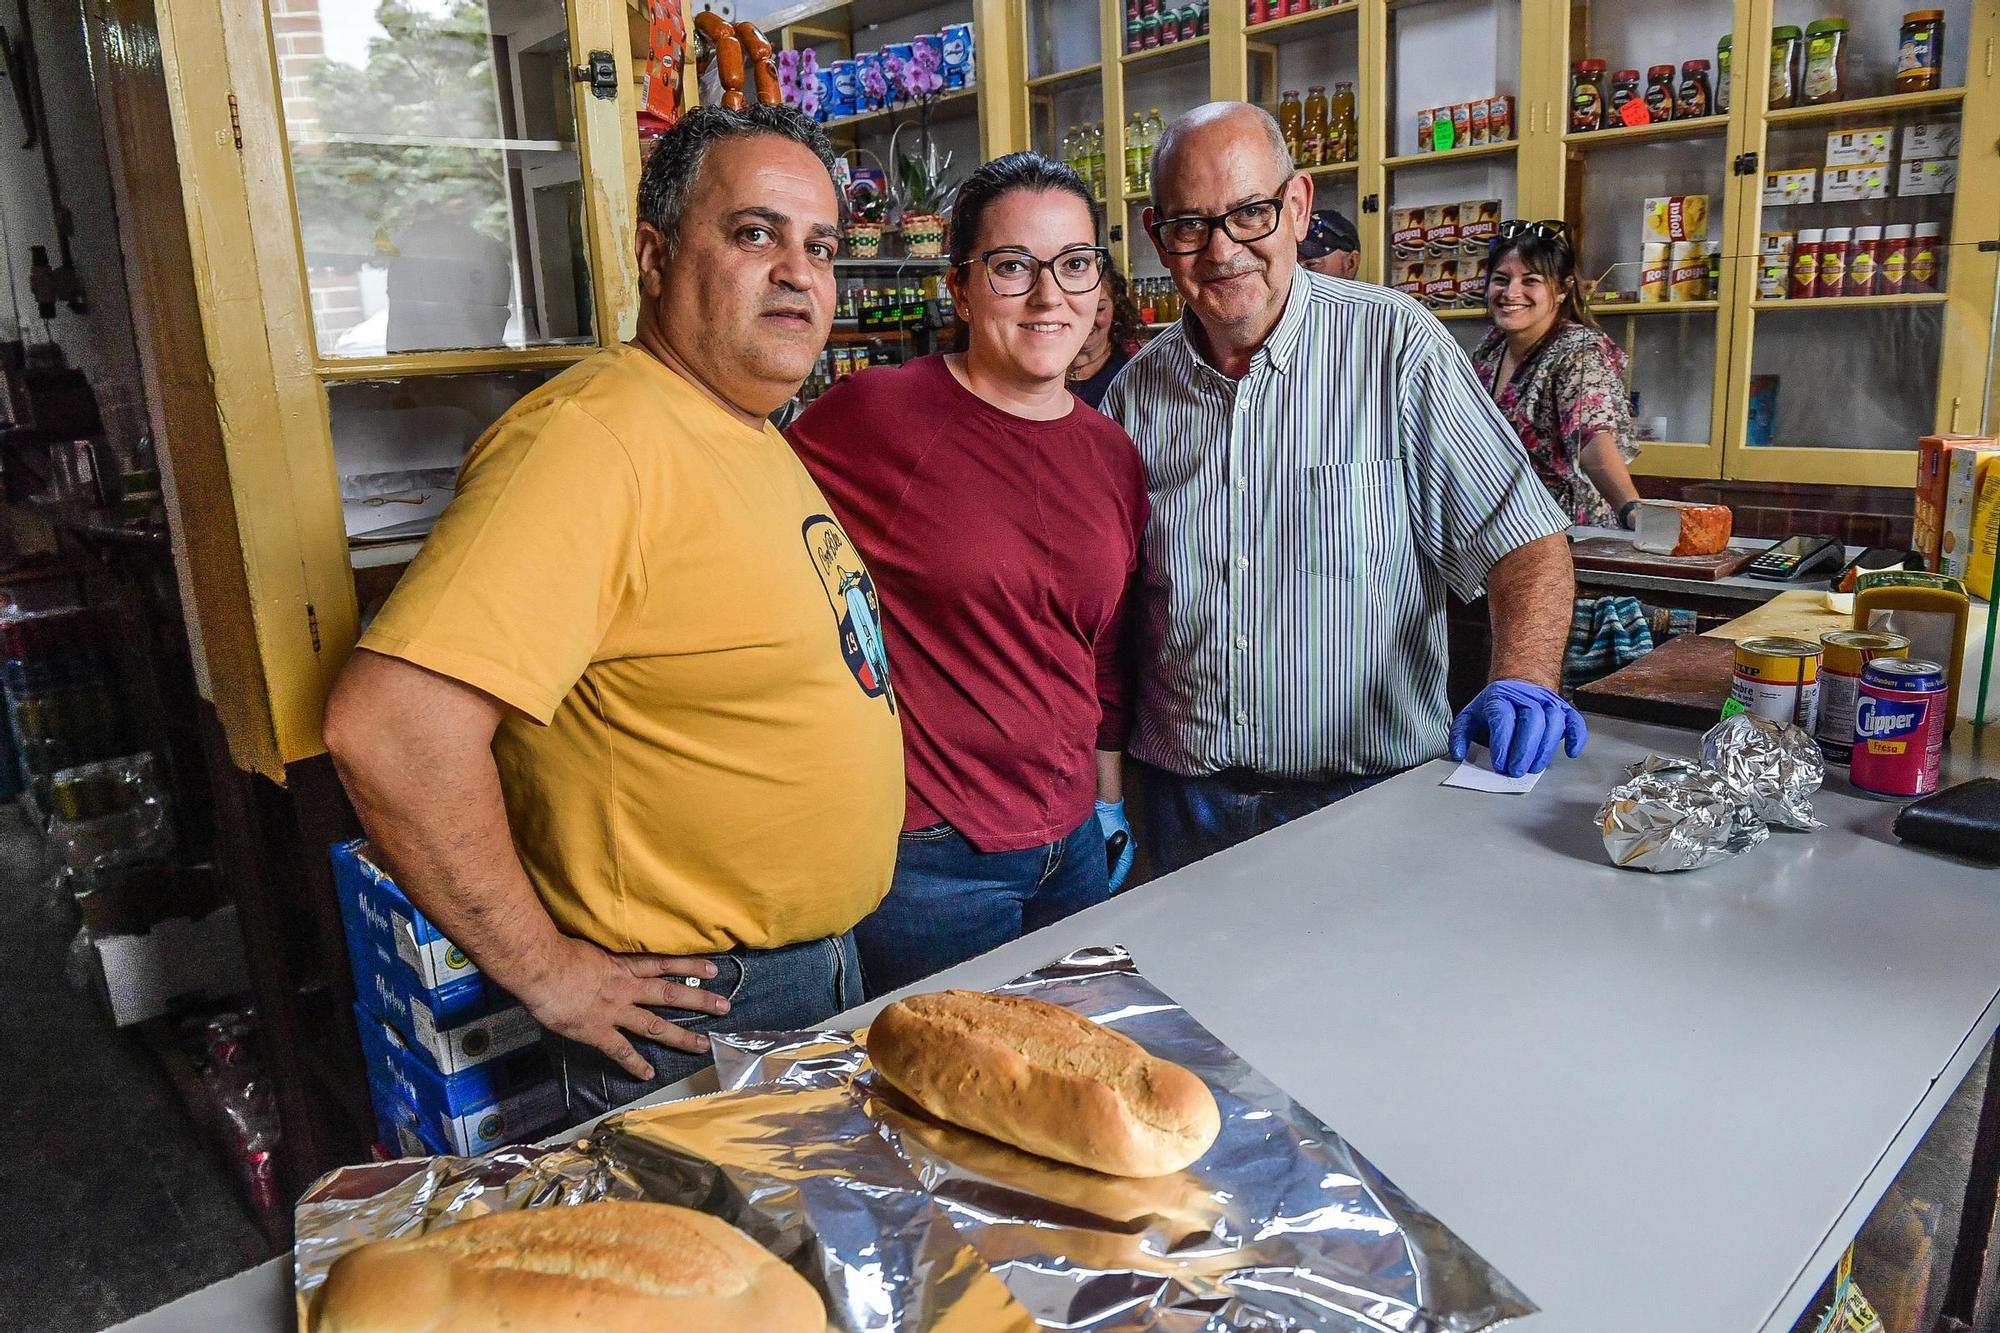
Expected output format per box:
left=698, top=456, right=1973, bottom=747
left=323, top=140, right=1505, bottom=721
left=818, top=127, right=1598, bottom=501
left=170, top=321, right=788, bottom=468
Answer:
left=1849, top=658, right=1948, bottom=798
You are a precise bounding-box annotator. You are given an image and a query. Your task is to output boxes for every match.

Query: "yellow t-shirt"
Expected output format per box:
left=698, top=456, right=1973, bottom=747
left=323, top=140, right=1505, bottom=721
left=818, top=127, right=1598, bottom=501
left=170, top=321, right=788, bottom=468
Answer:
left=359, top=345, right=904, bottom=955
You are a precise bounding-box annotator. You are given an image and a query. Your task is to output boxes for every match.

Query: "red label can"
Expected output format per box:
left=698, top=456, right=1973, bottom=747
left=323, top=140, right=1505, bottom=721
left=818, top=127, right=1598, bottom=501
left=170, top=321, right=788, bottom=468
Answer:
left=1848, top=658, right=1948, bottom=798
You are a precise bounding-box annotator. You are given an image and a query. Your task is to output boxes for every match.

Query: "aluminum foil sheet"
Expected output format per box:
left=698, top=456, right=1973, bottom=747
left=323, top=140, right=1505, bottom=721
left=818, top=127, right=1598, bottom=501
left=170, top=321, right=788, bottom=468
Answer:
left=716, top=944, right=1535, bottom=1332
left=1700, top=712, right=1826, bottom=831
left=1598, top=754, right=1772, bottom=872
left=294, top=945, right=1533, bottom=1333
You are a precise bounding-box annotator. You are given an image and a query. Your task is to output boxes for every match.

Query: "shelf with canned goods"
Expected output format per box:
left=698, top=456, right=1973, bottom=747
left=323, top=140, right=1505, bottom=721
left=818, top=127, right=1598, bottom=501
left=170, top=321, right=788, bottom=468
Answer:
left=1763, top=86, right=1965, bottom=128
left=1246, top=1, right=1362, bottom=37
left=1752, top=291, right=1951, bottom=311
left=1383, top=139, right=1518, bottom=170
left=1120, top=33, right=1211, bottom=67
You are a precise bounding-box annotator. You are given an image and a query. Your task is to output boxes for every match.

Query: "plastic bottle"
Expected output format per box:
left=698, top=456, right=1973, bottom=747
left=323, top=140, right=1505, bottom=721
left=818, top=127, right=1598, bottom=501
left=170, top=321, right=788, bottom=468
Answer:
left=1717, top=34, right=1732, bottom=113
left=1277, top=90, right=1303, bottom=164
left=1330, top=81, right=1356, bottom=162
left=1303, top=85, right=1329, bottom=166
left=1089, top=122, right=1106, bottom=200
left=1060, top=125, right=1078, bottom=181
left=1144, top=107, right=1166, bottom=185
left=1125, top=112, right=1146, bottom=194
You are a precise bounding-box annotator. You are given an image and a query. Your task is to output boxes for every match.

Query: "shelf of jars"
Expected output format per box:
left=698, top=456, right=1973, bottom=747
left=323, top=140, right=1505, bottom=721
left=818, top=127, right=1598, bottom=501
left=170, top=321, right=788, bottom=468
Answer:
left=1765, top=86, right=1965, bottom=125
left=1564, top=113, right=1729, bottom=146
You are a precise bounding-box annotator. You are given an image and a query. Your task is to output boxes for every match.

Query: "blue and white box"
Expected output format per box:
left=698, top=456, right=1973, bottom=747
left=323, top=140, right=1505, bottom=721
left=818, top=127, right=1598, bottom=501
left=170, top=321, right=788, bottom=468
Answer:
left=353, top=939, right=541, bottom=1074
left=332, top=838, right=481, bottom=992
left=355, top=1005, right=564, bottom=1156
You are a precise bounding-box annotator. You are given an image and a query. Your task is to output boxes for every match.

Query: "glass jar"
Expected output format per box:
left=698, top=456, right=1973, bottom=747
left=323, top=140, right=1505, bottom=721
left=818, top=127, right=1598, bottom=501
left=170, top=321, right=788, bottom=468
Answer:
left=1570, top=59, right=1609, bottom=133
left=1677, top=60, right=1714, bottom=119
left=1717, top=35, right=1732, bottom=113
left=1898, top=11, right=1945, bottom=92
left=1610, top=69, right=1643, bottom=123
left=1802, top=18, right=1849, bottom=105
left=1644, top=64, right=1676, bottom=122
left=1770, top=25, right=1803, bottom=110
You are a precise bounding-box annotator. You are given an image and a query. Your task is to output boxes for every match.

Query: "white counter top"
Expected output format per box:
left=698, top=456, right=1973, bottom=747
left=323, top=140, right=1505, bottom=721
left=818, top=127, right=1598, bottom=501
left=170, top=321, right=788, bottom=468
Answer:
left=108, top=715, right=2000, bottom=1333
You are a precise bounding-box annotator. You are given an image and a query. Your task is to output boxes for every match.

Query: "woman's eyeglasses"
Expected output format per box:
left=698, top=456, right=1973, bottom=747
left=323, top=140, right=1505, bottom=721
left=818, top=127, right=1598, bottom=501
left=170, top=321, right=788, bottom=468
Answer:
left=960, top=246, right=1111, bottom=296
left=1147, top=195, right=1288, bottom=255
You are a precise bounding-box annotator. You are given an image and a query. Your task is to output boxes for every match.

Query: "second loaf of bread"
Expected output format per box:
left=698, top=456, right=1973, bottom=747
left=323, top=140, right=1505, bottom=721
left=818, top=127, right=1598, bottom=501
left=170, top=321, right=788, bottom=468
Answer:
left=868, top=989, right=1221, bottom=1178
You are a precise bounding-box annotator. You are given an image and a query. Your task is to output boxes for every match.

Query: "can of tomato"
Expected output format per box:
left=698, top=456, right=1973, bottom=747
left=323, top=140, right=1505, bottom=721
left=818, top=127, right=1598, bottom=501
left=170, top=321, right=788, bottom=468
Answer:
left=1848, top=658, right=1948, bottom=798
left=1816, top=629, right=1909, bottom=762
left=1726, top=635, right=1821, bottom=733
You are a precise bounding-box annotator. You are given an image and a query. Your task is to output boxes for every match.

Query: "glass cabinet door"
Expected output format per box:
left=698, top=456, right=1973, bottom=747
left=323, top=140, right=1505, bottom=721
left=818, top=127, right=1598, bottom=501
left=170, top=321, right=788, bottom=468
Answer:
left=271, top=0, right=599, bottom=359
left=1557, top=0, right=1735, bottom=473
left=1727, top=0, right=1987, bottom=483
left=1384, top=0, right=1524, bottom=355
left=1245, top=5, right=1363, bottom=275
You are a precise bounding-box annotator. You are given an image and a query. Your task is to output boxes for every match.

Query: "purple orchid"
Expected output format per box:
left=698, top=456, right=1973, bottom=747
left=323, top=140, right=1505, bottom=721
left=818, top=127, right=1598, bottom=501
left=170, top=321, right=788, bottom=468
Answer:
left=909, top=42, right=943, bottom=96
left=860, top=59, right=889, bottom=108
left=799, top=49, right=821, bottom=119
left=881, top=52, right=907, bottom=105
left=777, top=49, right=800, bottom=105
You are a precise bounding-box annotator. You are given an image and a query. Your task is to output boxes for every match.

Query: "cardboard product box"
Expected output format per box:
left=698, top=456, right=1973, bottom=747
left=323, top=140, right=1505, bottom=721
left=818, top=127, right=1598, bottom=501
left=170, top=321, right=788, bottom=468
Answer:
left=1422, top=203, right=1460, bottom=256
left=1454, top=257, right=1489, bottom=308
left=1390, top=206, right=1425, bottom=256
left=1762, top=168, right=1816, bottom=207
left=1902, top=120, right=1961, bottom=161
left=1457, top=199, right=1501, bottom=253
left=1421, top=260, right=1458, bottom=309
left=1822, top=167, right=1890, bottom=202
left=1391, top=255, right=1426, bottom=298
left=1486, top=95, right=1514, bottom=142
left=1941, top=448, right=2000, bottom=581
left=1898, top=158, right=1957, bottom=197
left=1638, top=243, right=1672, bottom=303
left=332, top=838, right=482, bottom=993
left=354, top=941, right=542, bottom=1074
left=90, top=905, right=250, bottom=1027
left=1825, top=126, right=1893, bottom=167
left=354, top=1005, right=564, bottom=1157
left=1642, top=195, right=1709, bottom=244
left=1967, top=469, right=2000, bottom=600
left=1913, top=435, right=2000, bottom=570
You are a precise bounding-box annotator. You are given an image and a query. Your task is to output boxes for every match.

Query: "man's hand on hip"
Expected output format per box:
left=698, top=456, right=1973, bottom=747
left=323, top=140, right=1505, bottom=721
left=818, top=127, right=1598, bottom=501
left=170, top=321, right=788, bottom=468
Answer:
left=515, top=936, right=729, bottom=1081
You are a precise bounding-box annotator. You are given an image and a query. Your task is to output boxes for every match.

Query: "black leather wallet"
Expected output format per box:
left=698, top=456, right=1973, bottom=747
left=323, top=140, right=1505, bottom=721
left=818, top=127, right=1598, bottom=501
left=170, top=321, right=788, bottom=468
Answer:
left=1893, top=779, right=2000, bottom=864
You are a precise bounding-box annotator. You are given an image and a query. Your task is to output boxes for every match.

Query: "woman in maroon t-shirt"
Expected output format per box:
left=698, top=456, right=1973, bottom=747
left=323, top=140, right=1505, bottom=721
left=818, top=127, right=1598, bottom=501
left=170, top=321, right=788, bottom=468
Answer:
left=787, top=153, right=1149, bottom=998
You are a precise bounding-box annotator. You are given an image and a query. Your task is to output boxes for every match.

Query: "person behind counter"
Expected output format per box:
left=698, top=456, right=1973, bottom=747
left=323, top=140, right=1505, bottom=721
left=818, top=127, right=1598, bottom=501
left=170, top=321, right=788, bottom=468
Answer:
left=322, top=104, right=904, bottom=1121
left=1471, top=221, right=1643, bottom=529
left=1297, top=208, right=1360, bottom=281
left=1067, top=269, right=1143, bottom=409
left=1100, top=102, right=1586, bottom=875
left=786, top=153, right=1148, bottom=998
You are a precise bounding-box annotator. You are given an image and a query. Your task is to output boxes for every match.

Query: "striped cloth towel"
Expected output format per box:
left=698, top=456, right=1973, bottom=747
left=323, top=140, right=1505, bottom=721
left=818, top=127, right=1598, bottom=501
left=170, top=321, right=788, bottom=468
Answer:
left=1563, top=595, right=1657, bottom=690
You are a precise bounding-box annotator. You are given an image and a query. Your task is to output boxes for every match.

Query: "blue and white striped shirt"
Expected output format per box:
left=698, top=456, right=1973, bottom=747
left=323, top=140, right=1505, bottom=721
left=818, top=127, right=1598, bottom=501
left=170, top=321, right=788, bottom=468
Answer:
left=1100, top=271, right=1569, bottom=780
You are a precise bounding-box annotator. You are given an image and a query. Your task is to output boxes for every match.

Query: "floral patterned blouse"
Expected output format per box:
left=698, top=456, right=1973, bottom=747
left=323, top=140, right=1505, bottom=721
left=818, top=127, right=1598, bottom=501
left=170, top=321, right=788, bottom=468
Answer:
left=1471, top=321, right=1638, bottom=529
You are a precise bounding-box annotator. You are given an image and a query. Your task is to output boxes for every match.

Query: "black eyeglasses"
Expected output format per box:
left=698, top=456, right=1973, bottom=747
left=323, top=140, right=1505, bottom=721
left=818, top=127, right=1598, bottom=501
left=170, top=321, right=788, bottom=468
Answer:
left=960, top=245, right=1110, bottom=296
left=1493, top=219, right=1571, bottom=244
left=1148, top=192, right=1289, bottom=255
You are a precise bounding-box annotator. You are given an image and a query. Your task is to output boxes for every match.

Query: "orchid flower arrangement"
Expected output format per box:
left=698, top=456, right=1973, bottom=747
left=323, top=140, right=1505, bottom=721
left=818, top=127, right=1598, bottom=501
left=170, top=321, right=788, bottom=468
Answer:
left=798, top=48, right=820, bottom=119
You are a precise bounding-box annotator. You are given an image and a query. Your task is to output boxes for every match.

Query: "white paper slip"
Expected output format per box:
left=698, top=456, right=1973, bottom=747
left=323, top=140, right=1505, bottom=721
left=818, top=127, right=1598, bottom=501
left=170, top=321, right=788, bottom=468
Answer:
left=1442, top=746, right=1544, bottom=794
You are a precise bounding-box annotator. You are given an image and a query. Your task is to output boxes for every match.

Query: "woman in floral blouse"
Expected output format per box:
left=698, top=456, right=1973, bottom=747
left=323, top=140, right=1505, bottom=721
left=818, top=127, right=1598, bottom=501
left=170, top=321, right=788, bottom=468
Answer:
left=1471, top=222, right=1642, bottom=529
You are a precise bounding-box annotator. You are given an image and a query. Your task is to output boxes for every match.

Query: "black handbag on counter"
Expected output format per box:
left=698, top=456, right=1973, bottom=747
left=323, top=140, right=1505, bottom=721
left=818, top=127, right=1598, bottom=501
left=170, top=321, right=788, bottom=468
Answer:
left=1893, top=779, right=2000, bottom=865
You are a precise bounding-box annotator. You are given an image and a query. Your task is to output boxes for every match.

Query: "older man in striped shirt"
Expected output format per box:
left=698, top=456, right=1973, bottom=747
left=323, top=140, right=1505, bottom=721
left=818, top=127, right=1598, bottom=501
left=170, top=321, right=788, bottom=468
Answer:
left=1100, top=102, right=1587, bottom=875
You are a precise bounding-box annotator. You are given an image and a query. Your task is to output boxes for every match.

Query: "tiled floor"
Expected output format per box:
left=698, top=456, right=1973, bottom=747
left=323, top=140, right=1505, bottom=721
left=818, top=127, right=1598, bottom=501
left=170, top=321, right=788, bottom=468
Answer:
left=0, top=805, right=270, bottom=1333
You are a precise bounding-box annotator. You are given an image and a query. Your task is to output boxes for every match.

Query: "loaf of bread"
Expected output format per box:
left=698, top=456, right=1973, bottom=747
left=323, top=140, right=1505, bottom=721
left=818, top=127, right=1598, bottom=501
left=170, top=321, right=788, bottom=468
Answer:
left=867, top=990, right=1221, bottom=1178
left=313, top=1200, right=824, bottom=1333
left=1631, top=499, right=1733, bottom=556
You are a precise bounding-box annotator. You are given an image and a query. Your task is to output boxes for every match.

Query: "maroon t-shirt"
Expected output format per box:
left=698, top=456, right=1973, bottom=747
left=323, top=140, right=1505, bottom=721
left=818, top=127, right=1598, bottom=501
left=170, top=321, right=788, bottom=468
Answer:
left=786, top=354, right=1149, bottom=853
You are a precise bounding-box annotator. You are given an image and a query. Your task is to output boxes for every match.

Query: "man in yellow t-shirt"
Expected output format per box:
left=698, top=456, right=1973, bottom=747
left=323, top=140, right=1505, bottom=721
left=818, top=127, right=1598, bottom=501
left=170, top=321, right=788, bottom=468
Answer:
left=322, top=105, right=903, bottom=1119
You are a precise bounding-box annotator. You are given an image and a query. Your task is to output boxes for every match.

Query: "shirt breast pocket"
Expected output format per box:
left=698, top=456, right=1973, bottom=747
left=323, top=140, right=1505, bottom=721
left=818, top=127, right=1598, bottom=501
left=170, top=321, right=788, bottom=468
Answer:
left=1291, top=460, right=1401, bottom=580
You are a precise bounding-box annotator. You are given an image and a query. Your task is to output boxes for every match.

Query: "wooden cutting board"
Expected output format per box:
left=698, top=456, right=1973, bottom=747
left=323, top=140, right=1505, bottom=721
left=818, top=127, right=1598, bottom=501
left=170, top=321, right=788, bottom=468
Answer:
left=1571, top=536, right=1754, bottom=581
left=1574, top=633, right=1735, bottom=730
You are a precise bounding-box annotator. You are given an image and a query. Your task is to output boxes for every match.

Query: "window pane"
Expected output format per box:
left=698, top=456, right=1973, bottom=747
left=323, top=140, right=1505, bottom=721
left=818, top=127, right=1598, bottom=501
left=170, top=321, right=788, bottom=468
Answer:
left=272, top=0, right=595, bottom=358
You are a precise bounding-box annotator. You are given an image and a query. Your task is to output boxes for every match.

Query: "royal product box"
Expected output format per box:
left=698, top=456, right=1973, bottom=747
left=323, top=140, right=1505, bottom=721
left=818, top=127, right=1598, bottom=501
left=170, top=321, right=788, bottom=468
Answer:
left=1822, top=166, right=1891, bottom=203
left=353, top=939, right=541, bottom=1074
left=1642, top=195, right=1708, bottom=244
left=332, top=839, right=481, bottom=992
left=1824, top=126, right=1893, bottom=167
left=1897, top=159, right=1957, bottom=197
left=1914, top=435, right=2000, bottom=571
left=354, top=1005, right=564, bottom=1156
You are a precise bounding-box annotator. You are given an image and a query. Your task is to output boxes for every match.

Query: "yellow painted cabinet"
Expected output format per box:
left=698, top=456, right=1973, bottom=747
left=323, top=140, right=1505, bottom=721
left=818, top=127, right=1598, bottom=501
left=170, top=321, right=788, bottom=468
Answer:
left=152, top=0, right=641, bottom=775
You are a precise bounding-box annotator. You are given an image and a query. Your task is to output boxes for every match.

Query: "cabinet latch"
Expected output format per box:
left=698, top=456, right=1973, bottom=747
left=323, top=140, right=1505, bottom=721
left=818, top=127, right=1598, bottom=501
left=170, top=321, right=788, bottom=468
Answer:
left=1109, top=224, right=1123, bottom=242
left=1732, top=151, right=1759, bottom=176
left=1361, top=193, right=1379, bottom=214
left=573, top=51, right=619, bottom=100
left=227, top=93, right=242, bottom=151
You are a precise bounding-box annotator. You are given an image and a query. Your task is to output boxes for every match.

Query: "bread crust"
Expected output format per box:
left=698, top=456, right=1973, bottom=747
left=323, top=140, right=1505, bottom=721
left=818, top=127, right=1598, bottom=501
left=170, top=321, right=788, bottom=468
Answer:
left=867, top=990, right=1221, bottom=1178
left=312, top=1200, right=823, bottom=1333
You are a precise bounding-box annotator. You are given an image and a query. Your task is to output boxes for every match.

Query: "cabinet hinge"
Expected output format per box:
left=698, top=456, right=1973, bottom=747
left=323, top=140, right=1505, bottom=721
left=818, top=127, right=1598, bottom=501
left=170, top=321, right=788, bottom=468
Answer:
left=1361, top=193, right=1379, bottom=214
left=227, top=93, right=242, bottom=151
left=1732, top=151, right=1759, bottom=176
left=307, top=603, right=321, bottom=652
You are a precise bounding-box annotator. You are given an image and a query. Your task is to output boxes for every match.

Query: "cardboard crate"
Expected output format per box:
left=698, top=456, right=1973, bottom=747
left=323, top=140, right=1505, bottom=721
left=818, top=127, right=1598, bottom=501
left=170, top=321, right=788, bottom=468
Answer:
left=332, top=838, right=482, bottom=993
left=353, top=940, right=541, bottom=1074
left=354, top=1005, right=564, bottom=1157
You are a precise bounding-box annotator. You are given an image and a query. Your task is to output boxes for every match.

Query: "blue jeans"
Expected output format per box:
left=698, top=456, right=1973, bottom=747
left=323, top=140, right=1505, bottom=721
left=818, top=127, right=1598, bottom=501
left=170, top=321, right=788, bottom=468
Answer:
left=855, top=815, right=1110, bottom=999
left=1133, top=759, right=1397, bottom=878
left=541, top=933, right=863, bottom=1125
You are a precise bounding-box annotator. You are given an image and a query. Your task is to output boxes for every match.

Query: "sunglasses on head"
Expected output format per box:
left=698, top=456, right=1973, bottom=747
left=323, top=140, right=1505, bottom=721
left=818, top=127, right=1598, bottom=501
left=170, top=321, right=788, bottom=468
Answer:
left=1492, top=219, right=1572, bottom=248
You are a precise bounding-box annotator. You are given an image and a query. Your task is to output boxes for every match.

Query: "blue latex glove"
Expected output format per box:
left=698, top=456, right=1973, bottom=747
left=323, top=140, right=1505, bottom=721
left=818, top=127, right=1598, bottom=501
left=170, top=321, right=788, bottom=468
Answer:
left=1096, top=799, right=1135, bottom=892
left=1449, top=680, right=1589, bottom=779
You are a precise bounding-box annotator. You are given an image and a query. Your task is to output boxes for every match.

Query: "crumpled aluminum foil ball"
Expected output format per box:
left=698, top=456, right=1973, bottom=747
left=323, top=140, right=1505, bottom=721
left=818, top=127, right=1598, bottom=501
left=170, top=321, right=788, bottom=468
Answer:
left=1597, top=754, right=1771, bottom=872
left=1700, top=711, right=1826, bottom=831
